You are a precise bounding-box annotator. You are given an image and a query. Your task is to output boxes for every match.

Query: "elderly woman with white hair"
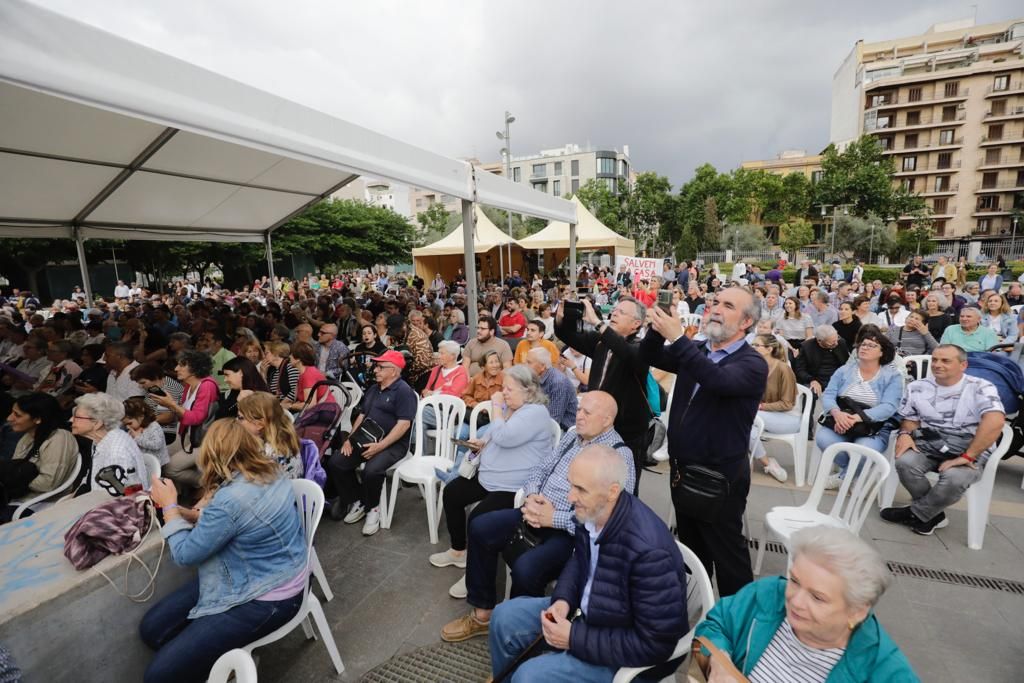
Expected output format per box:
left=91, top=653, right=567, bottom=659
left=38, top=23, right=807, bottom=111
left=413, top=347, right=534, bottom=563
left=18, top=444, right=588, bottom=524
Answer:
left=442, top=308, right=470, bottom=346
left=72, top=392, right=148, bottom=496
left=695, top=525, right=918, bottom=682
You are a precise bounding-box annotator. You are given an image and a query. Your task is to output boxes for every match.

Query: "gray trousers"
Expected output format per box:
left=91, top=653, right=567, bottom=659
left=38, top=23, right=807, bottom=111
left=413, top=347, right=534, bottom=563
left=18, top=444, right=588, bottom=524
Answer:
left=896, top=449, right=981, bottom=522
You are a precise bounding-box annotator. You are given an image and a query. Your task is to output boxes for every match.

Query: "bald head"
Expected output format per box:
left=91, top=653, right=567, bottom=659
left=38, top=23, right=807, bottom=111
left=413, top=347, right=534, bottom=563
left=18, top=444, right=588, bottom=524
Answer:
left=576, top=390, right=617, bottom=439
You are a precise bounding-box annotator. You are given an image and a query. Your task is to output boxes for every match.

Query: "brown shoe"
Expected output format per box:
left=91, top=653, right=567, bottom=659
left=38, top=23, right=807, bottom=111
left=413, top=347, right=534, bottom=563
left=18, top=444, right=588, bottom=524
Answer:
left=441, top=612, right=490, bottom=642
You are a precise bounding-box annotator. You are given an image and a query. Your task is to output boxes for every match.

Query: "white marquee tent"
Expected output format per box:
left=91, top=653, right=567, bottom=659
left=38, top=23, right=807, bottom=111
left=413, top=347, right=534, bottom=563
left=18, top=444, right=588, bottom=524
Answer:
left=0, top=0, right=577, bottom=313
left=518, top=196, right=634, bottom=271
left=412, top=206, right=526, bottom=283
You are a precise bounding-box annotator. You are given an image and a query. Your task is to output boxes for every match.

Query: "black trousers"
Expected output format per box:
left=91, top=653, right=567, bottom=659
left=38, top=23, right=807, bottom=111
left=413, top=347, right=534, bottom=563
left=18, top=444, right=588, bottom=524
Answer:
left=326, top=441, right=407, bottom=510
left=673, top=470, right=753, bottom=597
left=441, top=477, right=516, bottom=551
left=623, top=431, right=649, bottom=496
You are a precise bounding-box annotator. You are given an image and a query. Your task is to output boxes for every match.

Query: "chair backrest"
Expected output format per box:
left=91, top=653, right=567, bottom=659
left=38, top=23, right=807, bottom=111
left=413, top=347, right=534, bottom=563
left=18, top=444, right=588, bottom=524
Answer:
left=979, top=424, right=1014, bottom=488
left=748, top=416, right=765, bottom=463
left=208, top=648, right=258, bottom=683
left=678, top=541, right=715, bottom=627
left=902, top=354, right=932, bottom=380
left=291, top=479, right=325, bottom=583
left=142, top=453, right=162, bottom=484
left=413, top=394, right=466, bottom=463
left=680, top=313, right=702, bottom=329
left=468, top=400, right=492, bottom=439
left=548, top=419, right=562, bottom=449
left=807, top=443, right=891, bottom=534
left=12, top=452, right=83, bottom=521
left=794, top=384, right=813, bottom=432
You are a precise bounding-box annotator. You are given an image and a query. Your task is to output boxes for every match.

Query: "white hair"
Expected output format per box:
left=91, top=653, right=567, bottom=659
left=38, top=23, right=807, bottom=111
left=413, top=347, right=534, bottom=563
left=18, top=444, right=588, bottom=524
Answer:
left=526, top=346, right=553, bottom=370
left=438, top=340, right=461, bottom=358
left=576, top=443, right=629, bottom=489
left=814, top=324, right=838, bottom=342
left=504, top=364, right=548, bottom=405
left=790, top=526, right=892, bottom=608
left=74, top=392, right=126, bottom=430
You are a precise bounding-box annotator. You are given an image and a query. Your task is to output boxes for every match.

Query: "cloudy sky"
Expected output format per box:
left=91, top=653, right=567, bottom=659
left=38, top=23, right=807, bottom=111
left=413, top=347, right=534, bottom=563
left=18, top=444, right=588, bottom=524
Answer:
left=35, top=0, right=1023, bottom=188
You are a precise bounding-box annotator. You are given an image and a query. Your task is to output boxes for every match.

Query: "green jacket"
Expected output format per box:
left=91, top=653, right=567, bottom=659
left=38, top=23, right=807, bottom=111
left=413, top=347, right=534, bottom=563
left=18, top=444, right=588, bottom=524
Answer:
left=694, top=577, right=919, bottom=682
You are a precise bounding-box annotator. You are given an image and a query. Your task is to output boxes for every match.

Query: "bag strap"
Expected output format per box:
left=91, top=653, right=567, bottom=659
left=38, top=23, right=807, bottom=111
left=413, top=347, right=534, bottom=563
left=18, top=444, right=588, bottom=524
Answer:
left=91, top=496, right=165, bottom=603
left=693, top=636, right=750, bottom=682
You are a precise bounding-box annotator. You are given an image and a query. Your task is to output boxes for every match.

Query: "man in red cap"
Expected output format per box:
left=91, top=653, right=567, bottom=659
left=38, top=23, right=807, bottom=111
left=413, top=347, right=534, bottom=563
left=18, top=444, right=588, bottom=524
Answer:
left=326, top=349, right=418, bottom=535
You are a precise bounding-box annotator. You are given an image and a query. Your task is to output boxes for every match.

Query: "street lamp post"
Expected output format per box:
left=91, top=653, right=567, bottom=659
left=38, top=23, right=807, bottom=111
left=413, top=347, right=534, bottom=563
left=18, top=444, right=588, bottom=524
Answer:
left=495, top=111, right=516, bottom=280
left=1011, top=216, right=1020, bottom=260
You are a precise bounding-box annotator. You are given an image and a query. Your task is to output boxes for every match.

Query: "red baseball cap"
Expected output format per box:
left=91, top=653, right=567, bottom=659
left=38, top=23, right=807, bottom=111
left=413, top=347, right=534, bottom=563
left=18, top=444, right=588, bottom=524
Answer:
left=371, top=350, right=406, bottom=369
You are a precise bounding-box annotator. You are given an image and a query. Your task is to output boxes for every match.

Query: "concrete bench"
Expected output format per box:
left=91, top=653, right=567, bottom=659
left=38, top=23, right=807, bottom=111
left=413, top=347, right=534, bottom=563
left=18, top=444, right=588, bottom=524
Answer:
left=0, top=492, right=191, bottom=682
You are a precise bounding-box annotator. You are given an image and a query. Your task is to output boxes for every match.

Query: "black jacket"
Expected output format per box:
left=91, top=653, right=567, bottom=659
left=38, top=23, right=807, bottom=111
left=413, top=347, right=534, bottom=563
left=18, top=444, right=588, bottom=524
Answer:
left=792, top=338, right=850, bottom=386
left=555, top=315, right=649, bottom=440
left=641, top=332, right=767, bottom=478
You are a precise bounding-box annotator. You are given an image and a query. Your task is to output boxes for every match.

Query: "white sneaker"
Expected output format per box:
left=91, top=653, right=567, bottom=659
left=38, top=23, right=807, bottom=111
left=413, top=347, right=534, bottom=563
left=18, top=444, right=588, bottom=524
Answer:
left=824, top=473, right=843, bottom=490
left=762, top=458, right=788, bottom=483
left=362, top=507, right=381, bottom=536
left=449, top=574, right=468, bottom=599
left=430, top=548, right=467, bottom=568
left=343, top=501, right=366, bottom=524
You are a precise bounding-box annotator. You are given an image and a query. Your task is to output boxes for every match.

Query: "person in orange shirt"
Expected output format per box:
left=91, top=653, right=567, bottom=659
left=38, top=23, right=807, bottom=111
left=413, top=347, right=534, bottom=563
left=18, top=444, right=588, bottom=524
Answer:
left=513, top=320, right=560, bottom=366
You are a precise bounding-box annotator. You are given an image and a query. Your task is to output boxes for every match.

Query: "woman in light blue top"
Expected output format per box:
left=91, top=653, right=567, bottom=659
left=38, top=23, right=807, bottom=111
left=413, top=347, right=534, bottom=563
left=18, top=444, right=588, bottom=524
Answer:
left=980, top=291, right=1018, bottom=344
left=979, top=263, right=1003, bottom=293
left=817, top=326, right=903, bottom=489
left=142, top=419, right=306, bottom=683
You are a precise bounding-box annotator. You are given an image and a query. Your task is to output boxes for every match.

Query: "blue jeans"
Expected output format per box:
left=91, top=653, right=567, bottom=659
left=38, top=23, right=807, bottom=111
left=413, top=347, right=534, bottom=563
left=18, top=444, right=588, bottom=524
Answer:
left=436, top=422, right=492, bottom=484
left=489, top=596, right=616, bottom=682
left=139, top=578, right=302, bottom=683
left=815, top=425, right=889, bottom=478
left=466, top=508, right=575, bottom=609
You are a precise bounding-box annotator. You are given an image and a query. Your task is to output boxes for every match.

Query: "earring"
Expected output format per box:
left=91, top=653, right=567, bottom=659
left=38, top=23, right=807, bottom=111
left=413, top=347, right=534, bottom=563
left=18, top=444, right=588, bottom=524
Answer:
left=848, top=621, right=857, bottom=631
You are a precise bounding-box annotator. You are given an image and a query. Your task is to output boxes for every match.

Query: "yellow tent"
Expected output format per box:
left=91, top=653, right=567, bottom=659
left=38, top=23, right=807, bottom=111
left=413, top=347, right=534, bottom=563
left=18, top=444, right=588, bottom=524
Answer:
left=412, top=205, right=526, bottom=283
left=517, top=196, right=635, bottom=272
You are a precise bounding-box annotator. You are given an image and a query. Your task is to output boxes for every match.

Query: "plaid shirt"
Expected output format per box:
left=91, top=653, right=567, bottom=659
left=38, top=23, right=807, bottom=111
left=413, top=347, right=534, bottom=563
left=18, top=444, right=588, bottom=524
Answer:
left=539, top=368, right=578, bottom=432
left=522, top=427, right=634, bottom=532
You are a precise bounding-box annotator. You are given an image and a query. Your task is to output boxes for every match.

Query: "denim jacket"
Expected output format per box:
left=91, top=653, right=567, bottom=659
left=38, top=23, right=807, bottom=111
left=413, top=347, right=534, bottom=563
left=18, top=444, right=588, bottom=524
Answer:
left=161, top=473, right=306, bottom=618
left=980, top=312, right=1018, bottom=344
left=822, top=362, right=903, bottom=423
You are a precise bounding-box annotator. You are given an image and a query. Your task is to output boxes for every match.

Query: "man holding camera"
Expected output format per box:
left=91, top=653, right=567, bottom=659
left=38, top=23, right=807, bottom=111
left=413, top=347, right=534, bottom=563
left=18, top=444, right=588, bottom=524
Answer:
left=554, top=296, right=650, bottom=492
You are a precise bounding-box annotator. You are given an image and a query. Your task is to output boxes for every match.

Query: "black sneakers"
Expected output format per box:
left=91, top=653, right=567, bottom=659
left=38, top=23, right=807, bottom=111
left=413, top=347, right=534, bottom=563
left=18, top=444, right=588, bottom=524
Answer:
left=910, top=511, right=949, bottom=536
left=880, top=506, right=915, bottom=525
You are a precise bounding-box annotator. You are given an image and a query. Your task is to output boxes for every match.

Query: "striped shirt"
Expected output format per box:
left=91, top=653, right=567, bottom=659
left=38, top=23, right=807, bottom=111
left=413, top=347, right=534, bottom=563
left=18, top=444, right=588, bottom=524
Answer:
left=749, top=619, right=844, bottom=683
left=840, top=369, right=878, bottom=407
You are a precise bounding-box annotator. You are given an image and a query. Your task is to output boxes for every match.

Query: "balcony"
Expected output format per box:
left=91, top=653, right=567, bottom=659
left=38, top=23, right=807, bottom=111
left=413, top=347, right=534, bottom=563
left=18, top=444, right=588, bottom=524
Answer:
left=867, top=112, right=966, bottom=132
left=976, top=180, right=1024, bottom=193
left=973, top=206, right=1014, bottom=217
left=986, top=82, right=1024, bottom=97
left=984, top=106, right=1024, bottom=122
left=893, top=159, right=962, bottom=176
left=881, top=138, right=963, bottom=154
left=978, top=154, right=1024, bottom=169
left=929, top=204, right=957, bottom=218
left=866, top=88, right=969, bottom=110
left=980, top=134, right=1024, bottom=147
left=921, top=183, right=958, bottom=196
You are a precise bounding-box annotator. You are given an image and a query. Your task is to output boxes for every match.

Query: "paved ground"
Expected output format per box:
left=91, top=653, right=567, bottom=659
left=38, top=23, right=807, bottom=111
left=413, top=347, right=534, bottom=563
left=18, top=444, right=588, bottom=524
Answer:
left=258, top=441, right=1024, bottom=682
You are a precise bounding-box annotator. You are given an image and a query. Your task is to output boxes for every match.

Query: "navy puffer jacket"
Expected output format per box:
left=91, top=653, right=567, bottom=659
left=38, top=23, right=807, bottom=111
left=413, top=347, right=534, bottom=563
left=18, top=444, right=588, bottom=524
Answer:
left=551, top=492, right=688, bottom=673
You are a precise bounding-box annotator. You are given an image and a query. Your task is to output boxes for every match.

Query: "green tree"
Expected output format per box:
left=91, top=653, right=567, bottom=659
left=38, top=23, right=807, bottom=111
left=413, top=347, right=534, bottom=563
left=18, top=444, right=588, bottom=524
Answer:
left=778, top=218, right=815, bottom=255
left=890, top=210, right=935, bottom=261
left=703, top=196, right=722, bottom=250
left=480, top=207, right=546, bottom=240
left=724, top=224, right=772, bottom=252
left=834, top=213, right=896, bottom=260
left=570, top=179, right=624, bottom=234
left=724, top=168, right=786, bottom=226
left=677, top=163, right=730, bottom=248
left=815, top=136, right=924, bottom=219
left=0, top=238, right=78, bottom=294
left=416, top=202, right=454, bottom=246
left=779, top=172, right=813, bottom=222
left=624, top=172, right=676, bottom=254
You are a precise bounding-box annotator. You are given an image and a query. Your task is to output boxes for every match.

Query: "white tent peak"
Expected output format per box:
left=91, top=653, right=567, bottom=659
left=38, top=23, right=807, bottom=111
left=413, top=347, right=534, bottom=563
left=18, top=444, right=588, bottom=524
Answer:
left=518, top=195, right=634, bottom=253
left=411, top=206, right=519, bottom=256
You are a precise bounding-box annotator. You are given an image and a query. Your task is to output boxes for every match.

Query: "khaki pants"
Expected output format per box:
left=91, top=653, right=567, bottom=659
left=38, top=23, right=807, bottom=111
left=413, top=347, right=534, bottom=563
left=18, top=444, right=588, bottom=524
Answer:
left=163, top=439, right=201, bottom=491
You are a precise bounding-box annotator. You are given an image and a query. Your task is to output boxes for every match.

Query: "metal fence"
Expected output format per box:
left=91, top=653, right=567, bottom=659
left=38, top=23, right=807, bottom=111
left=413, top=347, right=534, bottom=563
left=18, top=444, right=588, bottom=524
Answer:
left=695, top=249, right=781, bottom=264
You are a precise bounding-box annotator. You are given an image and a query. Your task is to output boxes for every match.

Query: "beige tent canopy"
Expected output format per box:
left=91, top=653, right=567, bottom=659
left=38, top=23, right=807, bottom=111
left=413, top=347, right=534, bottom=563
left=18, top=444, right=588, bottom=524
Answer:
left=518, top=196, right=634, bottom=272
left=412, top=206, right=526, bottom=283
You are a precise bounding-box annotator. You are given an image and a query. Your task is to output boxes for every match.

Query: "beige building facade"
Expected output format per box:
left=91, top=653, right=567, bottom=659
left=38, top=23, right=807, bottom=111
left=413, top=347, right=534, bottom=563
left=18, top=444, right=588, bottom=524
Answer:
left=740, top=149, right=823, bottom=180
left=831, top=17, right=1024, bottom=242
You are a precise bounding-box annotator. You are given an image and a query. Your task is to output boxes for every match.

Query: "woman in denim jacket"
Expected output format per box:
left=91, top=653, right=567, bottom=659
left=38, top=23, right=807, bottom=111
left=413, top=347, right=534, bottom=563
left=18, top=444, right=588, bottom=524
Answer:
left=980, top=291, right=1018, bottom=344
left=141, top=419, right=307, bottom=683
left=816, top=326, right=903, bottom=489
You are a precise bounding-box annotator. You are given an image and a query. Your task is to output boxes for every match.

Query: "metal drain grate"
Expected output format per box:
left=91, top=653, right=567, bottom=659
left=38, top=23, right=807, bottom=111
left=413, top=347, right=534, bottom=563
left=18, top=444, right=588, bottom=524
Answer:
left=746, top=538, right=1024, bottom=596
left=361, top=638, right=491, bottom=682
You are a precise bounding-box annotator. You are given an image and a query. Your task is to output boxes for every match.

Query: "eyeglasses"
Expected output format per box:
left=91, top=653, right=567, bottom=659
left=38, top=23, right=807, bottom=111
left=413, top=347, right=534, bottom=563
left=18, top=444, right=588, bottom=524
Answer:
left=71, top=413, right=96, bottom=421
left=859, top=341, right=882, bottom=350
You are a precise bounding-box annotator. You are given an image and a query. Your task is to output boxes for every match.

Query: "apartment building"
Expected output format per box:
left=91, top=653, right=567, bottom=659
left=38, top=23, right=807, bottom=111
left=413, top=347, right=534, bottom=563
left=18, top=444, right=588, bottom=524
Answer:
left=494, top=144, right=634, bottom=198
left=831, top=17, right=1024, bottom=241
left=740, top=150, right=823, bottom=181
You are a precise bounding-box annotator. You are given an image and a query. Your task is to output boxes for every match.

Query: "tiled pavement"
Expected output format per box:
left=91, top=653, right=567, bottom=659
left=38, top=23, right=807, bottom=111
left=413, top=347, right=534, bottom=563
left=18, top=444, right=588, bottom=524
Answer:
left=258, top=442, right=1024, bottom=682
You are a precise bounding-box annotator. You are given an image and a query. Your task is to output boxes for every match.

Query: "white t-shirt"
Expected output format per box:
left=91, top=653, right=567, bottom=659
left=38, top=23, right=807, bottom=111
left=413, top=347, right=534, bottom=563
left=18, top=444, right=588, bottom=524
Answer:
left=561, top=348, right=592, bottom=390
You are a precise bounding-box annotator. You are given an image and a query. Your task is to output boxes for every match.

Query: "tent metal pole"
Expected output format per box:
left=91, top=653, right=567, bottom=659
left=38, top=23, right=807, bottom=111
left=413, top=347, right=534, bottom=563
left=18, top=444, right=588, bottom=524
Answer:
left=569, top=223, right=577, bottom=292
left=265, top=232, right=278, bottom=300
left=460, top=199, right=478, bottom=331
left=73, top=227, right=93, bottom=303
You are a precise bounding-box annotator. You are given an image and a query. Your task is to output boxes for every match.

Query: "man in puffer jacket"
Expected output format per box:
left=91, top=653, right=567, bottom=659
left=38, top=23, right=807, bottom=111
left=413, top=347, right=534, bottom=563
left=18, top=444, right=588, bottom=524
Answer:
left=488, top=444, right=688, bottom=680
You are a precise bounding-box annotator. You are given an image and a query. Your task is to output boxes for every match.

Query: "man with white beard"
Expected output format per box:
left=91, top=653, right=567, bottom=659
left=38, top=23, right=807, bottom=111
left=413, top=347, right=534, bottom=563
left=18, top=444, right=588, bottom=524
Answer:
left=640, top=285, right=767, bottom=596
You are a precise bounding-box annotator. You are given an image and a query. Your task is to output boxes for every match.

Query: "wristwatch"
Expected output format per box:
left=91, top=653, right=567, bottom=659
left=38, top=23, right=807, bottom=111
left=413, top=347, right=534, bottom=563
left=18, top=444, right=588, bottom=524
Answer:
left=897, top=430, right=913, bottom=437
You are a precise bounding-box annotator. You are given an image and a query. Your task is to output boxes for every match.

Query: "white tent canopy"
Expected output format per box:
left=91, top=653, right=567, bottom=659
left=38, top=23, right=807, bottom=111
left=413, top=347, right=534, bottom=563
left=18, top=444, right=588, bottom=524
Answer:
left=412, top=206, right=519, bottom=256
left=518, top=196, right=634, bottom=254
left=0, top=0, right=576, bottom=309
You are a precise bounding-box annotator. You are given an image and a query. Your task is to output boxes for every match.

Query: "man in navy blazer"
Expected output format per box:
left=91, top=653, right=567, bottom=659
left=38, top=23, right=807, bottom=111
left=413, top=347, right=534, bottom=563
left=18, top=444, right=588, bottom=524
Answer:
left=488, top=444, right=688, bottom=681
left=642, top=285, right=767, bottom=597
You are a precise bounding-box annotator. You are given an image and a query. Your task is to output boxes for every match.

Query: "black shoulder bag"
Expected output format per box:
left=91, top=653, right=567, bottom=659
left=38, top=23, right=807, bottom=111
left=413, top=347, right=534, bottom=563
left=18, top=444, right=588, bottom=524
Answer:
left=817, top=396, right=885, bottom=439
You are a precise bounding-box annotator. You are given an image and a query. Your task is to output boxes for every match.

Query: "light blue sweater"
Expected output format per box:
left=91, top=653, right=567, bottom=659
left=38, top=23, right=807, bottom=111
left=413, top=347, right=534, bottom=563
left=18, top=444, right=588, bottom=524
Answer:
left=478, top=403, right=552, bottom=492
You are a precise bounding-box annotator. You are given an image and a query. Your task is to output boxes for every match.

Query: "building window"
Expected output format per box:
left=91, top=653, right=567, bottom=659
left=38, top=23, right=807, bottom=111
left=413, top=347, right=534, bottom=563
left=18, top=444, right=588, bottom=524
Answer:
left=571, top=178, right=580, bottom=194
left=904, top=134, right=918, bottom=149
left=902, top=178, right=916, bottom=192
left=982, top=172, right=998, bottom=189
left=939, top=129, right=954, bottom=145
left=512, top=167, right=521, bottom=182
left=933, top=198, right=948, bottom=213
left=986, top=148, right=1001, bottom=164
left=870, top=93, right=890, bottom=107
left=941, top=105, right=956, bottom=122
left=977, top=218, right=991, bottom=232
left=876, top=114, right=892, bottom=130
left=1017, top=170, right=1024, bottom=187
left=934, top=176, right=951, bottom=192
left=553, top=161, right=562, bottom=176
left=908, top=87, right=922, bottom=102
left=934, top=219, right=947, bottom=236
left=988, top=124, right=1004, bottom=141
left=571, top=159, right=579, bottom=176
left=415, top=198, right=424, bottom=208
left=993, top=74, right=1010, bottom=92
left=906, top=111, right=921, bottom=126
left=619, top=160, right=629, bottom=177
left=978, top=196, right=999, bottom=211
left=991, top=99, right=1007, bottom=116
left=532, top=163, right=546, bottom=178
left=552, top=179, right=561, bottom=197
left=937, top=152, right=952, bottom=169
left=810, top=170, right=823, bottom=183
left=597, top=157, right=616, bottom=175
left=943, top=81, right=960, bottom=97
left=902, top=156, right=917, bottom=171
left=533, top=181, right=548, bottom=193
left=879, top=136, right=893, bottom=151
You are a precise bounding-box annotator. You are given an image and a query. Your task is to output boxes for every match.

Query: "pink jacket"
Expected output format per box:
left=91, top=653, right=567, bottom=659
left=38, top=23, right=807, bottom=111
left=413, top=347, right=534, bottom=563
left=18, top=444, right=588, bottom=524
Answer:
left=423, top=365, right=469, bottom=398
left=178, top=376, right=220, bottom=432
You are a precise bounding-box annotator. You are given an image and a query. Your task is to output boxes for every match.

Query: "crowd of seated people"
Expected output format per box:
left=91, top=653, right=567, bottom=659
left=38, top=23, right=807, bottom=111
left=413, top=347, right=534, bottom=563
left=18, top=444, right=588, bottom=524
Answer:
left=1, top=257, right=1018, bottom=679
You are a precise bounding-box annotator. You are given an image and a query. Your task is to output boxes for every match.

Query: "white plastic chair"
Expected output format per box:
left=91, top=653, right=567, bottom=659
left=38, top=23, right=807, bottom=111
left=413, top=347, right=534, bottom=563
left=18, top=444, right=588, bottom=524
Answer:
left=11, top=453, right=82, bottom=521
left=741, top=416, right=766, bottom=538
left=208, top=649, right=258, bottom=683
left=651, top=377, right=675, bottom=464
left=679, top=313, right=702, bottom=329
left=243, top=480, right=344, bottom=675
left=753, top=442, right=890, bottom=575
left=548, top=419, right=562, bottom=449
left=902, top=354, right=932, bottom=380
left=613, top=541, right=715, bottom=683
left=468, top=400, right=492, bottom=440
left=761, top=384, right=814, bottom=487
left=878, top=424, right=1013, bottom=550
left=142, top=452, right=162, bottom=484
left=386, top=394, right=466, bottom=543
